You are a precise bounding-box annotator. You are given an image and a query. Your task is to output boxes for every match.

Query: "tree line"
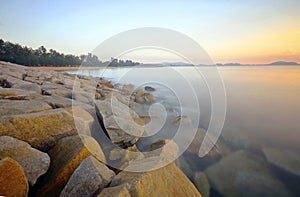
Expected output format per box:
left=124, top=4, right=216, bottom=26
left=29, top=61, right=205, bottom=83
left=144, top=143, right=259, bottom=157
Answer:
left=0, top=38, right=140, bottom=67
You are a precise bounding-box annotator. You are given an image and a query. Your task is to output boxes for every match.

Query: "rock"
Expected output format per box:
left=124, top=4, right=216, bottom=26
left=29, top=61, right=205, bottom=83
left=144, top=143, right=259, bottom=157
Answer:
left=109, top=145, right=144, bottom=169
left=71, top=106, right=95, bottom=136
left=109, top=162, right=201, bottom=197
left=173, top=115, right=192, bottom=126
left=187, top=128, right=231, bottom=158
left=148, top=139, right=179, bottom=161
left=19, top=83, right=41, bottom=93
left=144, top=86, right=155, bottom=91
left=36, top=135, right=106, bottom=197
left=205, top=150, right=292, bottom=197
left=0, top=100, right=52, bottom=117
left=0, top=74, right=32, bottom=88
left=72, top=91, right=94, bottom=105
left=38, top=94, right=73, bottom=108
left=0, top=136, right=50, bottom=186
left=60, top=156, right=115, bottom=197
left=95, top=98, right=144, bottom=146
left=135, top=89, right=144, bottom=97
left=193, top=172, right=210, bottom=197
left=263, top=147, right=300, bottom=177
left=144, top=93, right=156, bottom=103
left=41, top=84, right=73, bottom=98
left=135, top=96, right=146, bottom=103
left=0, top=108, right=77, bottom=151
left=175, top=156, right=194, bottom=179
left=98, top=185, right=131, bottom=197
left=0, top=157, right=29, bottom=197
left=0, top=88, right=35, bottom=100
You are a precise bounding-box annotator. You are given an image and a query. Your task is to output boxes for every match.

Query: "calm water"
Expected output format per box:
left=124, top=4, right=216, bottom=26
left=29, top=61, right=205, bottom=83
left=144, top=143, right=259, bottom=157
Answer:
left=67, top=66, right=300, bottom=196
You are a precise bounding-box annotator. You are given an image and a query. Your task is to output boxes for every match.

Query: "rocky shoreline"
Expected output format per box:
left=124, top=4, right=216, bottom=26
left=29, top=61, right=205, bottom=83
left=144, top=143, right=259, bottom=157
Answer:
left=0, top=61, right=201, bottom=197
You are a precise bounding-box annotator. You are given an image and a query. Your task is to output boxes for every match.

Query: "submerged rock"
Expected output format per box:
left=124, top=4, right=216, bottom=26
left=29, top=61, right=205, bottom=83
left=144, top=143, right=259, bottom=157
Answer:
left=0, top=157, right=29, bottom=197
left=36, top=135, right=106, bottom=197
left=107, top=162, right=201, bottom=197
left=205, top=150, right=292, bottom=197
left=60, top=156, right=115, bottom=197
left=263, top=147, right=300, bottom=177
left=193, top=172, right=210, bottom=197
left=0, top=108, right=77, bottom=151
left=0, top=136, right=50, bottom=186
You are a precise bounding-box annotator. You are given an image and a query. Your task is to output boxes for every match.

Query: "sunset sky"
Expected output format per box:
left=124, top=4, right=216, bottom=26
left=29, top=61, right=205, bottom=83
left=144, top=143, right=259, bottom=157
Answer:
left=0, top=0, right=299, bottom=64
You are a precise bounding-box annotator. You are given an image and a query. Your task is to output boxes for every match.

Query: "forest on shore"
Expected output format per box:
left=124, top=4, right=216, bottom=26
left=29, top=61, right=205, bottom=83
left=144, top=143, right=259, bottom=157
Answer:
left=0, top=38, right=140, bottom=67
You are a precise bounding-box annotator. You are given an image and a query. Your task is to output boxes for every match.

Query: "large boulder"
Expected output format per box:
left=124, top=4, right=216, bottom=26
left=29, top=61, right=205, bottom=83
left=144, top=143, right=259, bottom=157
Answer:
left=0, top=88, right=36, bottom=100
left=36, top=135, right=106, bottom=197
left=107, top=162, right=201, bottom=197
left=60, top=156, right=115, bottom=197
left=95, top=98, right=144, bottom=147
left=98, top=185, right=131, bottom=197
left=0, top=108, right=77, bottom=151
left=263, top=147, right=300, bottom=177
left=0, top=100, right=52, bottom=117
left=205, top=150, right=292, bottom=197
left=0, top=136, right=50, bottom=186
left=0, top=157, right=29, bottom=197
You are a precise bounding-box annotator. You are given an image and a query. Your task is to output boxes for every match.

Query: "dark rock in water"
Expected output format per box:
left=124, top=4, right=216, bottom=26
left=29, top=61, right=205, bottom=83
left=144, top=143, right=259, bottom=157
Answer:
left=0, top=136, right=50, bottom=186
left=205, top=150, right=292, bottom=197
left=173, top=115, right=192, bottom=126
left=0, top=157, right=29, bottom=197
left=193, top=172, right=210, bottom=197
left=60, top=156, right=115, bottom=197
left=144, top=86, right=155, bottom=91
left=263, top=147, right=300, bottom=177
left=95, top=98, right=144, bottom=146
left=36, top=135, right=106, bottom=197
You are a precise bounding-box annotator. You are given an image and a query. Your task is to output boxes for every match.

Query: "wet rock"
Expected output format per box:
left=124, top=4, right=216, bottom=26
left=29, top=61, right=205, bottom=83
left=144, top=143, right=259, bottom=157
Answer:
left=0, top=108, right=77, bottom=151
left=193, top=172, right=210, bottom=197
left=173, top=115, right=192, bottom=126
left=37, top=135, right=106, bottom=197
left=144, top=93, right=156, bottom=103
left=95, top=98, right=144, bottom=146
left=0, top=157, right=29, bottom=197
left=135, top=89, right=145, bottom=97
left=0, top=136, right=50, bottom=186
left=187, top=128, right=231, bottom=159
left=145, top=86, right=155, bottom=91
left=109, top=162, right=201, bottom=197
left=205, top=150, right=292, bottom=197
left=263, top=147, right=300, bottom=177
left=60, top=156, right=115, bottom=197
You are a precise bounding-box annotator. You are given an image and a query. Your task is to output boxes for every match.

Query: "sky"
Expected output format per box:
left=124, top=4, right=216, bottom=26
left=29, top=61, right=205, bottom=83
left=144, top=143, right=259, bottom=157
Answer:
left=0, top=0, right=300, bottom=64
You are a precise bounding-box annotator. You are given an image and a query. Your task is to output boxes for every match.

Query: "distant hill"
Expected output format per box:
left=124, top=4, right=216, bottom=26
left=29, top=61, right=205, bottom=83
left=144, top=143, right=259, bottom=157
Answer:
left=268, top=61, right=299, bottom=65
